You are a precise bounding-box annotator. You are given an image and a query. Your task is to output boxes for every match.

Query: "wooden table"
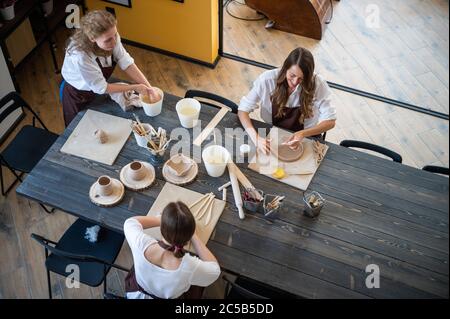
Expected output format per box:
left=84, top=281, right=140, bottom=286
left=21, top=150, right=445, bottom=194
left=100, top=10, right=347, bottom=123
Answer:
left=16, top=93, right=449, bottom=298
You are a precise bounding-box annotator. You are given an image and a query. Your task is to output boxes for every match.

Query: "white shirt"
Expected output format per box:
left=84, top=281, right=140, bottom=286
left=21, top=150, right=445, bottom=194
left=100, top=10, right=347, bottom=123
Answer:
left=123, top=218, right=221, bottom=299
left=61, top=35, right=134, bottom=95
left=239, top=69, right=337, bottom=129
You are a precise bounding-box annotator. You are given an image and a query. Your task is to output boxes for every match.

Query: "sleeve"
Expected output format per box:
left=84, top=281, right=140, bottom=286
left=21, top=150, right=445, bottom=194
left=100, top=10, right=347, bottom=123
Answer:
left=77, top=54, right=108, bottom=94
left=314, top=75, right=337, bottom=122
left=189, top=258, right=221, bottom=287
left=124, top=218, right=156, bottom=252
left=113, top=35, right=135, bottom=71
left=238, top=76, right=264, bottom=113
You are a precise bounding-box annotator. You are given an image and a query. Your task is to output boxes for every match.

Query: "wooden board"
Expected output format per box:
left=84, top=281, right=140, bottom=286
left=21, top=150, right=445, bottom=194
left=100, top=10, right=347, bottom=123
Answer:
left=60, top=110, right=132, bottom=165
left=248, top=127, right=328, bottom=190
left=144, top=183, right=226, bottom=253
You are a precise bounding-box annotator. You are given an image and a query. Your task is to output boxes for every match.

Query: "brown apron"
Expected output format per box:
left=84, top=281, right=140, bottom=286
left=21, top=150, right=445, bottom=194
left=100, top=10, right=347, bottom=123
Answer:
left=124, top=241, right=204, bottom=299
left=272, top=103, right=304, bottom=132
left=62, top=56, right=116, bottom=126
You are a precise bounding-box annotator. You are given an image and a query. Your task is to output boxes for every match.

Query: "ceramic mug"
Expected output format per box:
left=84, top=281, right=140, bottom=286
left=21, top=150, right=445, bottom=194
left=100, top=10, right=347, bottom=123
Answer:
left=97, top=176, right=113, bottom=197
left=128, top=161, right=146, bottom=181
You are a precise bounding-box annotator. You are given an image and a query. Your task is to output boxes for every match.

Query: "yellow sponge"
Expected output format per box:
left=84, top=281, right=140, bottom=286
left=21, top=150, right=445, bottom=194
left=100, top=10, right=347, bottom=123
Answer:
left=272, top=167, right=286, bottom=179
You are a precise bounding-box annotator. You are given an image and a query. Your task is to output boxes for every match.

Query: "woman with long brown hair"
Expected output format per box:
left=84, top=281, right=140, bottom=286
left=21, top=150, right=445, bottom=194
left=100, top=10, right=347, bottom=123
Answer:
left=238, top=47, right=336, bottom=153
left=61, top=10, right=158, bottom=126
left=124, top=201, right=220, bottom=299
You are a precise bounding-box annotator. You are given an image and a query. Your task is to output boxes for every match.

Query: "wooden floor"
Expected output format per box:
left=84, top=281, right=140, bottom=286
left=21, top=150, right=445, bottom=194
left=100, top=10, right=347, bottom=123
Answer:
left=0, top=0, right=448, bottom=298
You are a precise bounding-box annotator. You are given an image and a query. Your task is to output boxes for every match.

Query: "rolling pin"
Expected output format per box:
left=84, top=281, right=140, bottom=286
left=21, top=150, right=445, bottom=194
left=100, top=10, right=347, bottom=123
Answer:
left=227, top=163, right=245, bottom=220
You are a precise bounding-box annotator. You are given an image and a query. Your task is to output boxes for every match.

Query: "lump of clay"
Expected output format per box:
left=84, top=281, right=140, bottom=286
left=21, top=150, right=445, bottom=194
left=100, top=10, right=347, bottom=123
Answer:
left=94, top=129, right=108, bottom=144
left=142, top=90, right=162, bottom=104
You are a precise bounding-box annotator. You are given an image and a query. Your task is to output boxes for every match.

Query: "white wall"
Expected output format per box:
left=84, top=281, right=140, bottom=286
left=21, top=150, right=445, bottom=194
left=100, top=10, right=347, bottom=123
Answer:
left=1, top=48, right=22, bottom=142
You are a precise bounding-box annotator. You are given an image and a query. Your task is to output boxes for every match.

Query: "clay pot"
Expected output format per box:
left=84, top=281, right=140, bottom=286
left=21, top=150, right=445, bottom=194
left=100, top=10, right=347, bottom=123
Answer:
left=97, top=176, right=113, bottom=197
left=128, top=161, right=146, bottom=181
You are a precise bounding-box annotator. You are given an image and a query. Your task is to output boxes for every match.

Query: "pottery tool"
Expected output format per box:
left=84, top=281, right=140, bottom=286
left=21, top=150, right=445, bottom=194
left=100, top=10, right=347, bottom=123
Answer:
left=227, top=162, right=263, bottom=201
left=196, top=194, right=215, bottom=220
left=218, top=181, right=231, bottom=191
left=193, top=107, right=230, bottom=146
left=312, top=140, right=326, bottom=164
left=222, top=187, right=227, bottom=201
left=205, top=196, right=215, bottom=225
left=265, top=195, right=285, bottom=211
left=228, top=163, right=245, bottom=220
left=188, top=192, right=212, bottom=210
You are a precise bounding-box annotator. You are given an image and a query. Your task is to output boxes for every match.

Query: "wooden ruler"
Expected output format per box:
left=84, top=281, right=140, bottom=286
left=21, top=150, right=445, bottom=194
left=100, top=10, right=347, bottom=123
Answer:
left=193, top=107, right=230, bottom=146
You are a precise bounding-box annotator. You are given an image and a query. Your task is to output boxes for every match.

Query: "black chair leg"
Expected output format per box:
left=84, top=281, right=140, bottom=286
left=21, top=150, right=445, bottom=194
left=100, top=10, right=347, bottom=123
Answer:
left=0, top=165, right=24, bottom=196
left=47, top=269, right=53, bottom=299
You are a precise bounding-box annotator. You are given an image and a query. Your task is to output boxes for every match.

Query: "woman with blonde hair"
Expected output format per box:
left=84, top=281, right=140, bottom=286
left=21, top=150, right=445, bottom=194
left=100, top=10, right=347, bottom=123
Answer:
left=61, top=10, right=157, bottom=125
left=124, top=201, right=221, bottom=299
left=238, top=47, right=336, bottom=154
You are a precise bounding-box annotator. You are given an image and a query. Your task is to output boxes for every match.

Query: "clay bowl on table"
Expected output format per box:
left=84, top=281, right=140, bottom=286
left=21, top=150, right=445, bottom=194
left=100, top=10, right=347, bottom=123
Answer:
left=165, top=154, right=193, bottom=177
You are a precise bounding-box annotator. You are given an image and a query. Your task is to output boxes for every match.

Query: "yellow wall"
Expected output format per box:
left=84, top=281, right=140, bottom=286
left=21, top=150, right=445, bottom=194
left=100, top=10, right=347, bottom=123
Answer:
left=85, top=0, right=219, bottom=64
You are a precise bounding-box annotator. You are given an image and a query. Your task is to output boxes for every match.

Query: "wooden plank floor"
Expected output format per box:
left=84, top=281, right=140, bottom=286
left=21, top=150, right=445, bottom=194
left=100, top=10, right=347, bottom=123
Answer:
left=0, top=0, right=448, bottom=298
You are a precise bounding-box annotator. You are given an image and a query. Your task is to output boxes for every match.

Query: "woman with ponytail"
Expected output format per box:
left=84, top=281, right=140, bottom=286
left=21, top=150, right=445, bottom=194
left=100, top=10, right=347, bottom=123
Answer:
left=238, top=47, right=336, bottom=154
left=124, top=202, right=220, bottom=299
left=61, top=10, right=158, bottom=126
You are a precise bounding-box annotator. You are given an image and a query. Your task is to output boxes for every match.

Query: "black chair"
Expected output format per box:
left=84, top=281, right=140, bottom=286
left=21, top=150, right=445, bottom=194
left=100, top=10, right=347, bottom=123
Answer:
left=339, top=140, right=402, bottom=163
left=0, top=92, right=59, bottom=213
left=31, top=218, right=128, bottom=299
left=185, top=89, right=239, bottom=114
left=422, top=165, right=449, bottom=176
left=222, top=275, right=299, bottom=299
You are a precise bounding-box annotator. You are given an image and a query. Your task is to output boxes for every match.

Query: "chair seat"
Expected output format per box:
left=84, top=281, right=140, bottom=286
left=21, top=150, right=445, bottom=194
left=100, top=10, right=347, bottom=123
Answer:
left=1, top=125, right=58, bottom=173
left=46, top=219, right=124, bottom=287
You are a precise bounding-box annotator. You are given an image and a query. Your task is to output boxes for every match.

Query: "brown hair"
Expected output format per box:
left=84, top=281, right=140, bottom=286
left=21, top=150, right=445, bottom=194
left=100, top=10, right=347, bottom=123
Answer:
left=160, top=202, right=196, bottom=258
left=67, top=10, right=117, bottom=57
left=271, top=47, right=316, bottom=125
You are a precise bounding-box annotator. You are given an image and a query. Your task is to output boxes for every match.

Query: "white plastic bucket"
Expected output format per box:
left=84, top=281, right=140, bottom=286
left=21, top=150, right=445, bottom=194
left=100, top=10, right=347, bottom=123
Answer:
left=175, top=98, right=201, bottom=128
left=133, top=123, right=151, bottom=147
left=202, top=145, right=230, bottom=177
left=142, top=87, right=163, bottom=117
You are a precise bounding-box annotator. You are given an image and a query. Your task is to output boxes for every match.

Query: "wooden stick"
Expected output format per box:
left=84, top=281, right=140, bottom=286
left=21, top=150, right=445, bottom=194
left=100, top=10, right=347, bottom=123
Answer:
left=193, top=107, right=229, bottom=146
left=218, top=181, right=231, bottom=191
left=196, top=194, right=215, bottom=220
left=222, top=187, right=227, bottom=201
left=204, top=197, right=215, bottom=225
left=189, top=192, right=212, bottom=209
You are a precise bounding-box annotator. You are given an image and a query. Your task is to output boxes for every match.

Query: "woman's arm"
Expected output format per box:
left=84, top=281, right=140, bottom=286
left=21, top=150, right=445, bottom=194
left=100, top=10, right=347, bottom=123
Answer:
left=190, top=232, right=218, bottom=263
left=238, top=110, right=271, bottom=154
left=131, top=215, right=161, bottom=229
left=106, top=82, right=151, bottom=95
left=123, top=63, right=159, bottom=98
left=285, top=119, right=336, bottom=146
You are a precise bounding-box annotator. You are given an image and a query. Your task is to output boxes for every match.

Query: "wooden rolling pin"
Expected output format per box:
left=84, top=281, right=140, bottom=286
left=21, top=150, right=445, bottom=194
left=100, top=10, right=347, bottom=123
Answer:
left=227, top=163, right=245, bottom=220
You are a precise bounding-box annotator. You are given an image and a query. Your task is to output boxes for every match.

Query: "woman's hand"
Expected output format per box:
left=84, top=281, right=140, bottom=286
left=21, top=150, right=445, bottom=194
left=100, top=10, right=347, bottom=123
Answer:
left=254, top=135, right=272, bottom=155
left=283, top=131, right=305, bottom=150
left=134, top=84, right=152, bottom=96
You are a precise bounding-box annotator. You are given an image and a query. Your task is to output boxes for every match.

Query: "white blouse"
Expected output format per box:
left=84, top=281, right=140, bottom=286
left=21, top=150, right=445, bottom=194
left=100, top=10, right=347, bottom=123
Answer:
left=61, top=35, right=134, bottom=95
left=239, top=69, right=337, bottom=129
left=124, top=218, right=221, bottom=299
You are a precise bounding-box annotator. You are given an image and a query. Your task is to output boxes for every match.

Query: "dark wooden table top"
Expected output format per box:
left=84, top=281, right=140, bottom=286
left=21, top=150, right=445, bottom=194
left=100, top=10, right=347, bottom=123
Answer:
left=17, top=93, right=449, bottom=299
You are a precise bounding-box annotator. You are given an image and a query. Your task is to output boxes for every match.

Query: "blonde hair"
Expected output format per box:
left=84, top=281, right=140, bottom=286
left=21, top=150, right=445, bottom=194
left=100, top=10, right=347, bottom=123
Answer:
left=67, top=10, right=117, bottom=57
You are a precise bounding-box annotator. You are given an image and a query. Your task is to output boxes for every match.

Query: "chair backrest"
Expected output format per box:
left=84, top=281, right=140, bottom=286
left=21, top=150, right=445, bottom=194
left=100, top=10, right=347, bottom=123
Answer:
left=223, top=275, right=299, bottom=299
left=0, top=92, right=49, bottom=142
left=223, top=275, right=269, bottom=299
left=31, top=233, right=116, bottom=267
left=340, top=139, right=403, bottom=163
left=184, top=90, right=239, bottom=114
left=422, top=165, right=449, bottom=176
